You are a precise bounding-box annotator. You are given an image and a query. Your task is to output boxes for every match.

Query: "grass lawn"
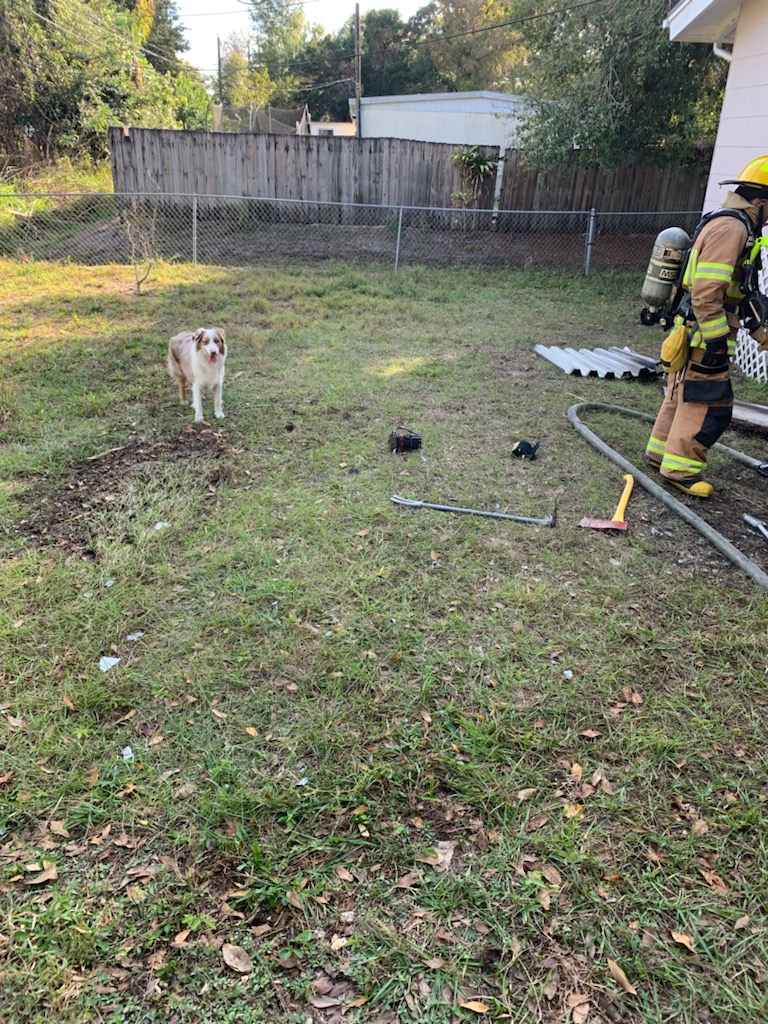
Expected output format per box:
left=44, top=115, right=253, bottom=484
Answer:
left=2, top=258, right=768, bottom=1024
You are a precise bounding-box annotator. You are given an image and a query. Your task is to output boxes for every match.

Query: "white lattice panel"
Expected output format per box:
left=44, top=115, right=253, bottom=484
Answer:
left=736, top=243, right=768, bottom=382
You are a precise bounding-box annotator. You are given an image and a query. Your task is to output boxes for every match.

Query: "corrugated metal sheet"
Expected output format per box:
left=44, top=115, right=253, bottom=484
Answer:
left=534, top=345, right=660, bottom=379
left=534, top=344, right=768, bottom=430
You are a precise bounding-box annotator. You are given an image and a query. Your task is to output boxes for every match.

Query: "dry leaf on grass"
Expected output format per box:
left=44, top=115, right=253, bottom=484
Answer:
left=526, top=815, right=548, bottom=833
left=336, top=866, right=354, bottom=881
left=395, top=873, right=419, bottom=889
left=25, top=861, right=58, bottom=885
left=734, top=915, right=750, bottom=931
left=670, top=931, right=696, bottom=952
left=699, top=869, right=728, bottom=892
left=423, top=957, right=444, bottom=969
left=309, top=994, right=343, bottom=1009
left=567, top=994, right=590, bottom=1023
left=691, top=819, right=709, bottom=838
left=581, top=729, right=602, bottom=739
left=541, top=864, right=562, bottom=886
left=607, top=958, right=638, bottom=994
left=517, top=787, right=536, bottom=801
left=457, top=998, right=490, bottom=1013
left=222, top=943, right=253, bottom=973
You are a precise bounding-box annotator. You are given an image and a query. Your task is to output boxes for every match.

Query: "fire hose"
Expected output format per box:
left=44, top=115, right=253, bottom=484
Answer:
left=567, top=402, right=768, bottom=594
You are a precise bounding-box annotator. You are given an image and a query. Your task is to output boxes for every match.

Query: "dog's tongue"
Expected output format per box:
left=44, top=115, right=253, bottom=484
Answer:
left=209, top=351, right=217, bottom=364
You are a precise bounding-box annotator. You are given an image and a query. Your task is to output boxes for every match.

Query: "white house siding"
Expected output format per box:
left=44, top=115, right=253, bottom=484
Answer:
left=668, top=0, right=768, bottom=212
left=354, top=92, right=526, bottom=148
left=704, top=0, right=768, bottom=210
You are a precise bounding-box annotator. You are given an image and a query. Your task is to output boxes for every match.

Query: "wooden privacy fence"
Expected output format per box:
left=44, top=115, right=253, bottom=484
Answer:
left=108, top=128, right=497, bottom=210
left=108, top=127, right=708, bottom=214
left=497, top=155, right=709, bottom=214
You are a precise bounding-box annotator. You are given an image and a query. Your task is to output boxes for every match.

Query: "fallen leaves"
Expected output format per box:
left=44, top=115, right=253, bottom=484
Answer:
left=222, top=943, right=253, bottom=973
left=567, top=993, right=590, bottom=1023
left=25, top=860, right=58, bottom=885
left=457, top=998, right=490, bottom=1013
left=607, top=958, right=638, bottom=995
left=670, top=930, right=696, bottom=953
left=699, top=869, right=728, bottom=892
left=415, top=841, right=456, bottom=873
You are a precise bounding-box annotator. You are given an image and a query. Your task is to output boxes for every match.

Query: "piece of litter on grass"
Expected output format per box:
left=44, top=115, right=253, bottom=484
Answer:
left=154, top=522, right=170, bottom=531
left=82, top=592, right=93, bottom=599
left=126, top=631, right=144, bottom=642
left=104, top=579, right=115, bottom=588
left=563, top=670, right=574, bottom=680
left=296, top=777, right=309, bottom=787
left=122, top=746, right=134, bottom=761
left=99, top=656, right=121, bottom=672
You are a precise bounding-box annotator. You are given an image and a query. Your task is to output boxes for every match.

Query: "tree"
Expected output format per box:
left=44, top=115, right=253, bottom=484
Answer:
left=248, top=0, right=317, bottom=106
left=219, top=34, right=271, bottom=110
left=115, top=0, right=190, bottom=76
left=418, top=0, right=524, bottom=92
left=503, top=0, right=727, bottom=168
left=0, top=0, right=209, bottom=159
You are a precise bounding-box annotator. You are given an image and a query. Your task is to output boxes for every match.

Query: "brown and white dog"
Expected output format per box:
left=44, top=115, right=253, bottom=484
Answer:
left=167, top=328, right=227, bottom=423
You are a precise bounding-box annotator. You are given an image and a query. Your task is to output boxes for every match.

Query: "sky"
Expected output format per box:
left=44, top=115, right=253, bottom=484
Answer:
left=175, top=0, right=425, bottom=77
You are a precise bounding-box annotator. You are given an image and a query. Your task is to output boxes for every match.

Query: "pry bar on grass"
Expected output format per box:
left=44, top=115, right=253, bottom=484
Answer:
left=391, top=495, right=557, bottom=526
left=578, top=473, right=634, bottom=532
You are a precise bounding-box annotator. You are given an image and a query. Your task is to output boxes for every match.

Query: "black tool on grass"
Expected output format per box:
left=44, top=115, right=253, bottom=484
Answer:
left=511, top=439, right=540, bottom=460
left=389, top=427, right=422, bottom=453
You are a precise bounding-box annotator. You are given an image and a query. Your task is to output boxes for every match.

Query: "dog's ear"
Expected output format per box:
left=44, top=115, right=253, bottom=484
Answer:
left=192, top=329, right=207, bottom=345
left=214, top=329, right=226, bottom=351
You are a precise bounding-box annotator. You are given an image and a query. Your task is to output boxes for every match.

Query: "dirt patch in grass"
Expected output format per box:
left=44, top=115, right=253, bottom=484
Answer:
left=15, top=425, right=237, bottom=558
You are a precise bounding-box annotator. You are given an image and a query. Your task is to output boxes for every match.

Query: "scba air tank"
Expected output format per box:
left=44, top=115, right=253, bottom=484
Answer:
left=640, top=226, right=691, bottom=323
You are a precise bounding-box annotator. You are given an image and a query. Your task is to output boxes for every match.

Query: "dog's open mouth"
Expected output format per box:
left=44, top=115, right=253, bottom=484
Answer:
left=208, top=351, right=218, bottom=364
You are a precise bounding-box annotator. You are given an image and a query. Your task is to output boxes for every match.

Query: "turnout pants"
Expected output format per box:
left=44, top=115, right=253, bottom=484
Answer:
left=646, top=348, right=733, bottom=483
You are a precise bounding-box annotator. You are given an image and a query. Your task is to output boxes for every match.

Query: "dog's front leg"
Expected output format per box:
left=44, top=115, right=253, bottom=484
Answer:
left=191, top=382, right=204, bottom=422
left=213, top=381, right=225, bottom=419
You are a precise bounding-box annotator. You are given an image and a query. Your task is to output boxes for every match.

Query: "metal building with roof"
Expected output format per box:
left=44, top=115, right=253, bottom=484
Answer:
left=348, top=91, right=527, bottom=148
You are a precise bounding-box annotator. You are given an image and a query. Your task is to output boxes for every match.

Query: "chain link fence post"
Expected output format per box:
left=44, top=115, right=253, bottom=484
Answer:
left=192, top=194, right=198, bottom=267
left=584, top=208, right=597, bottom=275
left=394, top=205, right=404, bottom=272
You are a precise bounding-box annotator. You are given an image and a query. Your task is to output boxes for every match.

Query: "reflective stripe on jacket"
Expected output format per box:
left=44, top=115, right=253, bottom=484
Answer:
left=682, top=194, right=759, bottom=354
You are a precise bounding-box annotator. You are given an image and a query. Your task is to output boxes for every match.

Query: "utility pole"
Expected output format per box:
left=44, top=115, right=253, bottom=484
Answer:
left=217, top=35, right=223, bottom=105
left=354, top=4, right=362, bottom=139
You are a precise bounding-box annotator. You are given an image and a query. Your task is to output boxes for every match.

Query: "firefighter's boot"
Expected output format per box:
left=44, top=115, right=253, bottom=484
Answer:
left=666, top=476, right=714, bottom=499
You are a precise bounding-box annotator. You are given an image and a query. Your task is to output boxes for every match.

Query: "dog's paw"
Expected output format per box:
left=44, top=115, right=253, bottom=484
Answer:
left=215, top=411, right=225, bottom=419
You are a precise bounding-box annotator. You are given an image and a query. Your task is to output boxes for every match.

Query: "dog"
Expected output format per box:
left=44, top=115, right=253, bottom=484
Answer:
left=167, top=328, right=227, bottom=423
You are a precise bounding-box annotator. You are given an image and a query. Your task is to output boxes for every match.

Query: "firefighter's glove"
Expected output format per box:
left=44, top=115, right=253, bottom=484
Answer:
left=701, top=335, right=730, bottom=370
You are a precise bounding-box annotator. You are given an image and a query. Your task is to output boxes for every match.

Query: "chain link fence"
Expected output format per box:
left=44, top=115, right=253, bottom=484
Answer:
left=0, top=191, right=704, bottom=275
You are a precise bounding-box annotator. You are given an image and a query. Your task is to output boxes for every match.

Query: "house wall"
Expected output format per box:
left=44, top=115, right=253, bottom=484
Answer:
left=704, top=0, right=768, bottom=211
left=309, top=122, right=356, bottom=137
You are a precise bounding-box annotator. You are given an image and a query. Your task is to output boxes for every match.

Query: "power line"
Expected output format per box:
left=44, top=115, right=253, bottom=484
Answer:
left=207, top=0, right=610, bottom=76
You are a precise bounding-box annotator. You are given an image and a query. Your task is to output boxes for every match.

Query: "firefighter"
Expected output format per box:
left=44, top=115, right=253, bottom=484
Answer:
left=645, top=155, right=768, bottom=497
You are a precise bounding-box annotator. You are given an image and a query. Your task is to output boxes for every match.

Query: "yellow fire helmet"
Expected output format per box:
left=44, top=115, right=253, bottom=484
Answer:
left=719, top=155, right=768, bottom=192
